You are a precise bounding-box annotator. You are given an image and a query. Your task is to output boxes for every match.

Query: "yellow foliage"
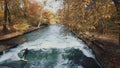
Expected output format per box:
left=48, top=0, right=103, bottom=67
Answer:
left=43, top=9, right=56, bottom=24
left=13, top=19, right=30, bottom=31
left=23, top=0, right=29, bottom=8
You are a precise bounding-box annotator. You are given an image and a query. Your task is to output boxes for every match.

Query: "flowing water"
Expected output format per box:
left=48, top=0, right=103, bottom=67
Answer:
left=0, top=24, right=101, bottom=68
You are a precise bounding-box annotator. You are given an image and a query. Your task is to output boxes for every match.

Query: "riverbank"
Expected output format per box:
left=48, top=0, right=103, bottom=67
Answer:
left=72, top=31, right=120, bottom=68
left=0, top=26, right=44, bottom=54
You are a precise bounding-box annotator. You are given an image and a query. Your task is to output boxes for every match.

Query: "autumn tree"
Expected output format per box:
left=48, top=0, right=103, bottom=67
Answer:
left=43, top=9, right=56, bottom=24
left=27, top=2, right=42, bottom=26
left=2, top=0, right=11, bottom=34
left=60, top=0, right=118, bottom=35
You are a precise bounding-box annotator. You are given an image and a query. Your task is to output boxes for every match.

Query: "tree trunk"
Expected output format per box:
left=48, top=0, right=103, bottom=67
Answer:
left=37, top=10, right=42, bottom=27
left=2, top=0, right=10, bottom=34
left=2, top=24, right=8, bottom=34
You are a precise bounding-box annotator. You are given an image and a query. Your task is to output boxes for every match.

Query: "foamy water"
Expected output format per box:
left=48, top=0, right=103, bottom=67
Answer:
left=0, top=24, right=100, bottom=68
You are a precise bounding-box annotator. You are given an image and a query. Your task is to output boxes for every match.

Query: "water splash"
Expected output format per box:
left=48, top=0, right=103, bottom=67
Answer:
left=0, top=24, right=101, bottom=68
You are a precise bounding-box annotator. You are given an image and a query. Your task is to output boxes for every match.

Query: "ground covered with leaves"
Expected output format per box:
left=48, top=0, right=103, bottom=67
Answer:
left=92, top=33, right=120, bottom=68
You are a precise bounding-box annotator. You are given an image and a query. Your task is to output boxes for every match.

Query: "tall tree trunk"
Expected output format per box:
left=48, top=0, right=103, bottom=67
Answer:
left=2, top=0, right=9, bottom=34
left=23, top=0, right=29, bottom=18
left=38, top=0, right=47, bottom=27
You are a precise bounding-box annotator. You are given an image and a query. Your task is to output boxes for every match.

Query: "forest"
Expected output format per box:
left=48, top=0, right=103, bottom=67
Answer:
left=58, top=0, right=119, bottom=35
left=0, top=0, right=56, bottom=35
left=0, top=0, right=119, bottom=36
left=0, top=0, right=120, bottom=68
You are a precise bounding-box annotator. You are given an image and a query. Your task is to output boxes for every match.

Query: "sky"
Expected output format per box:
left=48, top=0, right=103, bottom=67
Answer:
left=35, top=0, right=63, bottom=13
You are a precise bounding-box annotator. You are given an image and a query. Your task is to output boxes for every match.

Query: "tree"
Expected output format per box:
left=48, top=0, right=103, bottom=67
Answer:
left=27, top=2, right=42, bottom=26
left=38, top=0, right=47, bottom=27
left=0, top=1, right=4, bottom=22
left=60, top=0, right=118, bottom=34
left=2, top=0, right=11, bottom=34
left=112, top=0, right=120, bottom=45
left=43, top=9, right=56, bottom=24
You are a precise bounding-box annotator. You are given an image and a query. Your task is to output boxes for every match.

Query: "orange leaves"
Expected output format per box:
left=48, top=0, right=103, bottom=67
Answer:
left=42, top=9, right=56, bottom=23
left=27, top=2, right=42, bottom=18
left=43, top=9, right=53, bottom=19
left=59, top=0, right=118, bottom=34
left=26, top=1, right=56, bottom=25
left=0, top=9, right=3, bottom=19
left=23, top=0, right=29, bottom=8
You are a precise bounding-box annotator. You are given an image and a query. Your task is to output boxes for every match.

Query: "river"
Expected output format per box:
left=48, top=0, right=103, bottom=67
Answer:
left=0, top=24, right=101, bottom=68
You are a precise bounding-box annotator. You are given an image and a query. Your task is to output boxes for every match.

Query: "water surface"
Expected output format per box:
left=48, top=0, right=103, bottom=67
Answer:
left=0, top=24, right=101, bottom=68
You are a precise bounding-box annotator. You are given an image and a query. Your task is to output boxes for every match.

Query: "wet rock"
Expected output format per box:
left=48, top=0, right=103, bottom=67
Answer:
left=81, top=56, right=101, bottom=68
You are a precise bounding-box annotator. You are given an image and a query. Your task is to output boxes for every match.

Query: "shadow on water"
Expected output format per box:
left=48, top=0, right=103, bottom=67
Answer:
left=0, top=60, right=27, bottom=68
left=62, top=48, right=101, bottom=68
